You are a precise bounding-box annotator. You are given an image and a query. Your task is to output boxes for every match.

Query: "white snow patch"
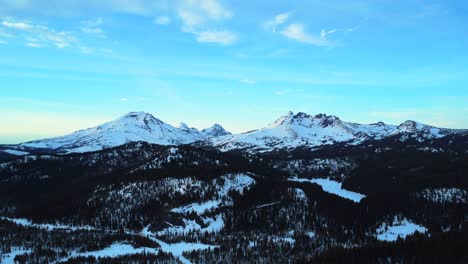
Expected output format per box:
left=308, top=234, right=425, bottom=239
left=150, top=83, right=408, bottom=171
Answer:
left=1, top=149, right=29, bottom=156
left=0, top=217, right=95, bottom=231
left=171, top=200, right=220, bottom=215
left=157, top=214, right=225, bottom=235
left=1, top=248, right=31, bottom=264
left=294, top=188, right=307, bottom=201
left=375, top=217, right=428, bottom=242
left=216, top=174, right=256, bottom=198
left=289, top=178, right=366, bottom=203
left=141, top=226, right=218, bottom=264
left=305, top=231, right=316, bottom=238
left=57, top=243, right=159, bottom=263
left=201, top=214, right=224, bottom=233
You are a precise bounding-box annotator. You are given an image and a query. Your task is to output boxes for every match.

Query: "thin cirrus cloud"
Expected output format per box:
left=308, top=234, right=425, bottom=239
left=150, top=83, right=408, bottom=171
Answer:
left=2, top=20, right=33, bottom=30
left=196, top=30, right=237, bottom=45
left=153, top=16, right=171, bottom=25
left=281, top=23, right=331, bottom=46
left=2, top=17, right=76, bottom=49
left=0, top=1, right=362, bottom=47
left=262, top=12, right=356, bottom=47
left=80, top=18, right=104, bottom=35
left=1, top=17, right=106, bottom=53
left=240, top=78, right=256, bottom=84
left=175, top=0, right=238, bottom=45
left=263, top=12, right=291, bottom=33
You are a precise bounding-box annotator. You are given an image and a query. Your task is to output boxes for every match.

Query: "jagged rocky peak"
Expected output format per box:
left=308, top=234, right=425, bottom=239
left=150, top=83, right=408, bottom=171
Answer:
left=202, top=124, right=231, bottom=137
left=269, top=111, right=344, bottom=128
left=311, top=113, right=343, bottom=127
left=292, top=112, right=312, bottom=120
left=397, top=120, right=422, bottom=133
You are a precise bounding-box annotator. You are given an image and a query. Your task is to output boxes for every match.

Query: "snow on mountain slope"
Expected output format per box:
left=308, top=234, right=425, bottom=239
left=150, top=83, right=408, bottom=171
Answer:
left=389, top=120, right=462, bottom=139
left=19, top=112, right=214, bottom=153
left=201, top=124, right=231, bottom=137
left=211, top=112, right=466, bottom=152
left=11, top=111, right=465, bottom=154
left=211, top=112, right=372, bottom=152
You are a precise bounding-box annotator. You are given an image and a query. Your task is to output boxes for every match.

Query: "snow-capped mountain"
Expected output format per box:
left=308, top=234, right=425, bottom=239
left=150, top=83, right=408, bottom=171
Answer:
left=3, top=111, right=465, bottom=154
left=389, top=120, right=457, bottom=139
left=211, top=112, right=466, bottom=152
left=18, top=112, right=229, bottom=153
left=201, top=124, right=232, bottom=137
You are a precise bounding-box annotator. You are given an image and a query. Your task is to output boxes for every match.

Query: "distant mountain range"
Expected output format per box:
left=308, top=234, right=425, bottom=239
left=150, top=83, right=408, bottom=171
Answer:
left=1, top=111, right=466, bottom=154
left=211, top=111, right=466, bottom=152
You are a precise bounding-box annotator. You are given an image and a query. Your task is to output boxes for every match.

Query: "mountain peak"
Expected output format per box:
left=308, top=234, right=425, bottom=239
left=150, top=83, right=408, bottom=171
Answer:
left=122, top=111, right=151, bottom=118
left=117, top=112, right=164, bottom=128
left=371, top=121, right=387, bottom=126
left=269, top=111, right=295, bottom=127
left=202, top=123, right=231, bottom=137
left=311, top=113, right=342, bottom=128
left=178, top=122, right=190, bottom=130
left=397, top=120, right=423, bottom=133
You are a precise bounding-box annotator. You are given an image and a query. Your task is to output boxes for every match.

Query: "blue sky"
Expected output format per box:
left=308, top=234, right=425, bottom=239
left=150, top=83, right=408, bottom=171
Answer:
left=0, top=0, right=467, bottom=143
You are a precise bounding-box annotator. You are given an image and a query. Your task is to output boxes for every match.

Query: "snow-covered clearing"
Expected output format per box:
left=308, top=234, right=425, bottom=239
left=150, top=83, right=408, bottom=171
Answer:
left=289, top=178, right=366, bottom=203
left=0, top=217, right=95, bottom=232
left=1, top=149, right=29, bottom=156
left=171, top=200, right=221, bottom=215
left=142, top=226, right=218, bottom=264
left=216, top=174, right=256, bottom=198
left=1, top=216, right=219, bottom=264
left=55, top=243, right=159, bottom=263
left=157, top=215, right=224, bottom=236
left=375, top=217, right=427, bottom=242
left=1, top=248, right=31, bottom=264
left=294, top=188, right=308, bottom=202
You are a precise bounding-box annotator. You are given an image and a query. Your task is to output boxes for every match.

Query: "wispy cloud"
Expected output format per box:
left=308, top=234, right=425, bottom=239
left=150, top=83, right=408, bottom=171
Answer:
left=320, top=26, right=359, bottom=39
left=153, top=16, right=171, bottom=25
left=0, top=28, right=13, bottom=38
left=275, top=90, right=289, bottom=96
left=3, top=1, right=237, bottom=46
left=2, top=20, right=33, bottom=30
left=119, top=96, right=146, bottom=103
left=263, top=12, right=291, bottom=33
left=176, top=0, right=237, bottom=45
left=196, top=30, right=237, bottom=45
left=177, top=0, right=232, bottom=31
left=320, top=29, right=337, bottom=39
left=263, top=13, right=334, bottom=47
left=240, top=78, right=256, bottom=84
left=26, top=42, right=42, bottom=48
left=2, top=18, right=77, bottom=48
left=281, top=23, right=331, bottom=46
left=80, top=18, right=104, bottom=35
left=1, top=17, right=110, bottom=53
